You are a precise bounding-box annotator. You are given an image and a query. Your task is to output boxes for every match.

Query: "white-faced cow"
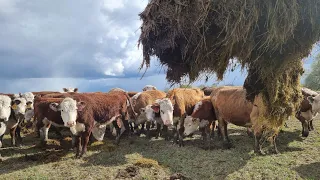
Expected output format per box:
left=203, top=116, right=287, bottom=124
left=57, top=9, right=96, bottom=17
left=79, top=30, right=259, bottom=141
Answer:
left=128, top=90, right=166, bottom=138
left=295, top=88, right=319, bottom=137
left=51, top=92, right=136, bottom=158
left=183, top=97, right=220, bottom=148
left=150, top=88, right=204, bottom=146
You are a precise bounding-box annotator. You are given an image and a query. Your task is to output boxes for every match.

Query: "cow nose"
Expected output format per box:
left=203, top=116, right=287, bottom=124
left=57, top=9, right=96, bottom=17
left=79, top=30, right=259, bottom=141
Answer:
left=67, top=121, right=75, bottom=127
left=164, top=120, right=171, bottom=125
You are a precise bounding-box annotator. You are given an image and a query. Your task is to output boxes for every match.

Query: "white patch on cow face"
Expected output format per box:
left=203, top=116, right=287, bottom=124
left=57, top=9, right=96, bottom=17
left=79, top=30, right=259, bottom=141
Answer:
left=0, top=95, right=12, bottom=121
left=12, top=98, right=27, bottom=116
left=183, top=116, right=200, bottom=136
left=59, top=98, right=78, bottom=127
left=154, top=98, right=174, bottom=126
left=21, top=92, right=35, bottom=103
left=136, top=105, right=155, bottom=125
left=193, top=100, right=203, bottom=113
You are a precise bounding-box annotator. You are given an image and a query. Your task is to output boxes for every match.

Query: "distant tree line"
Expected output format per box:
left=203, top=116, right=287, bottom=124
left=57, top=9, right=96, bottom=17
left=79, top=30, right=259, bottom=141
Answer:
left=304, top=54, right=320, bottom=91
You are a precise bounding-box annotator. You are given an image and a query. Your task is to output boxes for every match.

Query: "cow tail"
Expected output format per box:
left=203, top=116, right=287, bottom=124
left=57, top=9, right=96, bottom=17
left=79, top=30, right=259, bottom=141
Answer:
left=125, top=93, right=137, bottom=120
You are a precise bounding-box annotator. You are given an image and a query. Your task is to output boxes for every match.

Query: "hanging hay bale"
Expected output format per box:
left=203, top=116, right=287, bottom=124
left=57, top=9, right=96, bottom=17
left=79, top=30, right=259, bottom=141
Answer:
left=138, top=0, right=320, bottom=133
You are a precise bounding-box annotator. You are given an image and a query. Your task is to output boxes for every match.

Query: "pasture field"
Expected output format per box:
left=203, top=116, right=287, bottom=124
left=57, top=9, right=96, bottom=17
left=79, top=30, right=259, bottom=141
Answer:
left=1, top=117, right=320, bottom=180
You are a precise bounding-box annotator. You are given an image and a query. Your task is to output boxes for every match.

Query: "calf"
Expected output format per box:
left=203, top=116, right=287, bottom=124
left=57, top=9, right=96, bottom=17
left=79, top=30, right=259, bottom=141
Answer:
left=52, top=92, right=137, bottom=158
left=34, top=97, right=66, bottom=143
left=295, top=88, right=319, bottom=137
left=183, top=97, right=220, bottom=148
left=1, top=97, right=28, bottom=147
left=129, top=90, right=166, bottom=138
left=150, top=88, right=204, bottom=146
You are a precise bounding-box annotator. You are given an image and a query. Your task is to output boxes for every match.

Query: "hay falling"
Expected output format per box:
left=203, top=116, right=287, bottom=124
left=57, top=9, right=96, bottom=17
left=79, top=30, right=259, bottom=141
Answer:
left=138, top=0, right=320, bottom=129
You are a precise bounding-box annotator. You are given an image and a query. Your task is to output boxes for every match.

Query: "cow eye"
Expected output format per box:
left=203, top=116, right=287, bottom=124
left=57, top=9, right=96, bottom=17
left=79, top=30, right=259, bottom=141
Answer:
left=161, top=110, right=164, bottom=114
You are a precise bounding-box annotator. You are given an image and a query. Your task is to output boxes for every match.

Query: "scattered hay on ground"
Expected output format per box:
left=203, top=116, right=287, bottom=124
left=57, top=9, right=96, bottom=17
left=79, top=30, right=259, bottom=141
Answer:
left=134, top=157, right=160, bottom=168
left=116, top=166, right=139, bottom=179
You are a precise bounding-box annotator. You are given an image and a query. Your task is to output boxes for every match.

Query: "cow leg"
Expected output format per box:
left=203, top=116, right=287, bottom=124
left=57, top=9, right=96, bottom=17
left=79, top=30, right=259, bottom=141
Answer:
left=75, top=135, right=81, bottom=158
left=10, top=126, right=17, bottom=147
left=272, top=135, right=279, bottom=154
left=151, top=121, right=155, bottom=129
left=246, top=127, right=254, bottom=138
left=52, top=127, right=63, bottom=140
left=112, top=121, right=121, bottom=145
left=178, top=118, right=185, bottom=147
left=129, top=122, right=134, bottom=133
left=254, top=133, right=265, bottom=155
left=79, top=131, right=91, bottom=158
left=162, top=125, right=169, bottom=141
left=205, top=124, right=211, bottom=150
left=155, top=123, right=161, bottom=139
left=301, top=120, right=309, bottom=137
left=15, top=126, right=23, bottom=147
left=145, top=121, right=151, bottom=139
left=140, top=123, right=145, bottom=134
left=218, top=119, right=232, bottom=148
left=309, top=120, right=314, bottom=131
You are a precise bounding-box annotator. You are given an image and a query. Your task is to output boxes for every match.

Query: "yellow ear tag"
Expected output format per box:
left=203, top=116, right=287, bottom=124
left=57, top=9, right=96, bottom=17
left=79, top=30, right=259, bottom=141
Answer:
left=27, top=104, right=32, bottom=108
left=12, top=104, right=17, bottom=110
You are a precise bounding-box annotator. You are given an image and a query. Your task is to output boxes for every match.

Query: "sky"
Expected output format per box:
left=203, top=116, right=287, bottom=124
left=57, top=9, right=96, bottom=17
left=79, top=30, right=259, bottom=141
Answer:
left=0, top=0, right=319, bottom=93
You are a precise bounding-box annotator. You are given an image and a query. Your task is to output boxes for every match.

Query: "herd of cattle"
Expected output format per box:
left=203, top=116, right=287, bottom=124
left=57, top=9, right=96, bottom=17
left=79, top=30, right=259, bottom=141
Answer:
left=0, top=85, right=319, bottom=159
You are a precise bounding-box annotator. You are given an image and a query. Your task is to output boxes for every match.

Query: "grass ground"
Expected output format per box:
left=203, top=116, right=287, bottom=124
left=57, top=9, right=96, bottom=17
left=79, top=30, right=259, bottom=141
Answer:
left=1, top=117, right=320, bottom=180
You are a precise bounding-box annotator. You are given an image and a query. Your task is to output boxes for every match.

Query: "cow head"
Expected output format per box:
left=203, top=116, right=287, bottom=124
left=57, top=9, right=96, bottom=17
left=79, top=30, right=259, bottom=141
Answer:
left=0, top=95, right=12, bottom=121
left=307, top=95, right=320, bottom=114
left=136, top=105, right=155, bottom=125
left=62, top=88, right=79, bottom=93
left=183, top=116, right=200, bottom=136
left=142, top=85, right=157, bottom=91
left=54, top=98, right=86, bottom=127
left=151, top=98, right=174, bottom=126
left=12, top=98, right=27, bottom=117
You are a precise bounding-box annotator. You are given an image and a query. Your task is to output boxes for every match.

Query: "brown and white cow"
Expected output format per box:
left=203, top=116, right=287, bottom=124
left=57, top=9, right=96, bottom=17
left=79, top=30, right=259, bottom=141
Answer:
left=296, top=88, right=320, bottom=137
left=150, top=88, right=204, bottom=146
left=1, top=96, right=29, bottom=147
left=129, top=90, right=166, bottom=138
left=34, top=97, right=66, bottom=143
left=51, top=92, right=137, bottom=158
left=211, top=86, right=279, bottom=154
left=183, top=97, right=220, bottom=148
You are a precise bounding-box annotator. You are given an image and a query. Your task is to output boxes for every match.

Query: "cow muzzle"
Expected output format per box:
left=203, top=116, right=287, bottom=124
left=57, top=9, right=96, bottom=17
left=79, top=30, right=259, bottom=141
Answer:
left=66, top=121, right=75, bottom=127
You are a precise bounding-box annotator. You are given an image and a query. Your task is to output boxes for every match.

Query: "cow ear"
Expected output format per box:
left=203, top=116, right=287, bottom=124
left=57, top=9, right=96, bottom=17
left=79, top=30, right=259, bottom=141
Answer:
left=151, top=104, right=160, bottom=113
left=63, top=88, right=68, bottom=92
left=77, top=101, right=86, bottom=111
left=140, top=108, right=145, bottom=113
left=307, top=96, right=315, bottom=104
left=74, top=88, right=78, bottom=92
left=49, top=103, right=59, bottom=112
